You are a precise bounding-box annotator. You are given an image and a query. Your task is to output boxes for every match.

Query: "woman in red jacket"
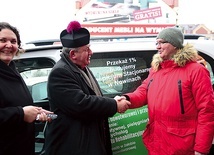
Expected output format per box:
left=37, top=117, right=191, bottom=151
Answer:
left=122, top=27, right=214, bottom=155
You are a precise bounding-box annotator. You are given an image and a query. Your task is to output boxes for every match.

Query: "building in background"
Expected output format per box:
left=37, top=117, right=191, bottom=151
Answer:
left=74, top=0, right=213, bottom=39
left=181, top=24, right=213, bottom=40
left=75, top=0, right=177, bottom=24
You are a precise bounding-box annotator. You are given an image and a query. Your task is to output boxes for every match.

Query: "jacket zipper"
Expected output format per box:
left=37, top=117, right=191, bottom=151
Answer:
left=178, top=80, right=185, bottom=114
left=147, top=79, right=153, bottom=92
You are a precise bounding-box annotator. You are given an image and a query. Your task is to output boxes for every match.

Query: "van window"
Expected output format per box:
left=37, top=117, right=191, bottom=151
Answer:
left=31, top=81, right=47, bottom=101
left=198, top=53, right=214, bottom=87
left=206, top=62, right=214, bottom=85
left=20, top=68, right=50, bottom=102
left=89, top=50, right=156, bottom=97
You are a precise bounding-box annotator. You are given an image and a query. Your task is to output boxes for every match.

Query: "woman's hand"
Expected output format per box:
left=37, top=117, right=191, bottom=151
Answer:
left=23, top=106, right=53, bottom=123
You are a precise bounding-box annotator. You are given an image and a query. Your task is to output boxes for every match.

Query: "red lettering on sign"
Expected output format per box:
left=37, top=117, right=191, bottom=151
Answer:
left=82, top=23, right=174, bottom=36
left=133, top=7, right=162, bottom=21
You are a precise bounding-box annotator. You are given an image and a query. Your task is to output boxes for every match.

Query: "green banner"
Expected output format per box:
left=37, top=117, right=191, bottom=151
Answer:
left=109, top=106, right=148, bottom=155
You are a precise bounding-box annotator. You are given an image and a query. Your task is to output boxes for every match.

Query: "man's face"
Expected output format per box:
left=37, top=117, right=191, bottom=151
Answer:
left=156, top=39, right=177, bottom=60
left=72, top=44, right=93, bottom=69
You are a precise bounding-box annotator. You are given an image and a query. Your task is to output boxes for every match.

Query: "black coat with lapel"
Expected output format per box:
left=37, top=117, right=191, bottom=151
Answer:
left=45, top=53, right=117, bottom=155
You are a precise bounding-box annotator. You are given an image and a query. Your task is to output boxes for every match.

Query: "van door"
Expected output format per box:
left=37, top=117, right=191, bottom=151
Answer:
left=89, top=50, right=157, bottom=155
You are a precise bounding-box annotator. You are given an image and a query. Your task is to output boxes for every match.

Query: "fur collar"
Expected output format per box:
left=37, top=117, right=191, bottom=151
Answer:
left=151, top=43, right=198, bottom=71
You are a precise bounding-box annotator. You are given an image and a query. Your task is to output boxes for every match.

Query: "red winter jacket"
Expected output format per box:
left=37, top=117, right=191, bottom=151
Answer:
left=126, top=44, right=214, bottom=155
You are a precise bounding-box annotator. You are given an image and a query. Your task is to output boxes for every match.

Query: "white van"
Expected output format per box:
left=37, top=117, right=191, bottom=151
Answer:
left=14, top=35, right=214, bottom=155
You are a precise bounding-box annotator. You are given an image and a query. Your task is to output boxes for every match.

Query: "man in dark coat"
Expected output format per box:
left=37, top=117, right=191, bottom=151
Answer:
left=44, top=21, right=130, bottom=155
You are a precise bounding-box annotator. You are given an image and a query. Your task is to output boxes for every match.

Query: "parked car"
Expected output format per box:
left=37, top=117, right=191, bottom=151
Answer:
left=14, top=35, right=214, bottom=155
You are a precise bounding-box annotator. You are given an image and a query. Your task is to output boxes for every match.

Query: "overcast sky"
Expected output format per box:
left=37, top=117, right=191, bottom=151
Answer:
left=0, top=0, right=75, bottom=43
left=178, top=0, right=214, bottom=31
left=0, top=0, right=213, bottom=44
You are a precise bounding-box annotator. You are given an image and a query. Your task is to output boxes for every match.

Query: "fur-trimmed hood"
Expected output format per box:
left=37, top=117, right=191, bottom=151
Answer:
left=151, top=43, right=198, bottom=71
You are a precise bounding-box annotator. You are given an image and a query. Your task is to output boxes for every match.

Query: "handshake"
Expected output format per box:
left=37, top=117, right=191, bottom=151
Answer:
left=114, top=95, right=131, bottom=113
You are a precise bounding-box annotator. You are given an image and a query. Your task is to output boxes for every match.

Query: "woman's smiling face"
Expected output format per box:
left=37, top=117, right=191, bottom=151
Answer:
left=0, top=28, right=19, bottom=65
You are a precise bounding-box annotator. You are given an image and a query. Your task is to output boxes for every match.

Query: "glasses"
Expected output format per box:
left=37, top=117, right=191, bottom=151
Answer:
left=155, top=41, right=168, bottom=46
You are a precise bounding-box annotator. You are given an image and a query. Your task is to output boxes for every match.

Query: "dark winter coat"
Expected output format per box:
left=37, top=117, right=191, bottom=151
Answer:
left=126, top=44, right=214, bottom=155
left=45, top=53, right=117, bottom=155
left=0, top=60, right=35, bottom=155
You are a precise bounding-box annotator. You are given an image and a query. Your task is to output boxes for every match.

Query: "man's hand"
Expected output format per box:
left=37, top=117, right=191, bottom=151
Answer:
left=195, top=151, right=207, bottom=155
left=114, top=96, right=131, bottom=113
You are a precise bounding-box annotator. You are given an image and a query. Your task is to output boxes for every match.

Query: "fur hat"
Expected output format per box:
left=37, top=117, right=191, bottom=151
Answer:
left=157, top=27, right=184, bottom=49
left=60, top=21, right=90, bottom=48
